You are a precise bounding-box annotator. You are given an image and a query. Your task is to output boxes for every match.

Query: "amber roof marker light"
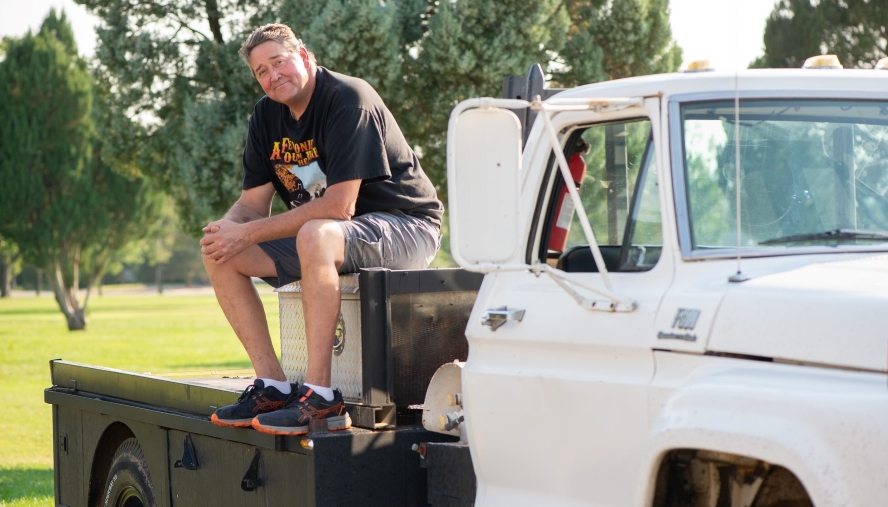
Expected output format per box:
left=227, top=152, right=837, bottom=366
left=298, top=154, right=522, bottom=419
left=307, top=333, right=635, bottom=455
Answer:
left=680, top=59, right=714, bottom=73
left=802, top=55, right=843, bottom=69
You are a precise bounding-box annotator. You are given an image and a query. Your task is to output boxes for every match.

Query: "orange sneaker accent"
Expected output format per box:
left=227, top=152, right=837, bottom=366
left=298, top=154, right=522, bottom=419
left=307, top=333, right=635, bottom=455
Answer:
left=251, top=397, right=286, bottom=414
left=210, top=413, right=254, bottom=428
left=251, top=418, right=309, bottom=436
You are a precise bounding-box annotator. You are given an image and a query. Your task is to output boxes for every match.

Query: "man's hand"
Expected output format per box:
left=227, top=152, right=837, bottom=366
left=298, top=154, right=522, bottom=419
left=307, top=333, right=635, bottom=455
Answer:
left=200, top=219, right=252, bottom=264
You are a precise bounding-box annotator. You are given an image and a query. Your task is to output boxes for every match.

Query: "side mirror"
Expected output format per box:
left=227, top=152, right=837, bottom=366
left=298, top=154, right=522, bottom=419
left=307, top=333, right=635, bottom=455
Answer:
left=447, top=102, right=523, bottom=270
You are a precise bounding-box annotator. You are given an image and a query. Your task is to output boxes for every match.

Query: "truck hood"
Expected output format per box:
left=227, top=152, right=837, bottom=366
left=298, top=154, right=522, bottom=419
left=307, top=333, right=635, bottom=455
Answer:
left=707, top=254, right=888, bottom=373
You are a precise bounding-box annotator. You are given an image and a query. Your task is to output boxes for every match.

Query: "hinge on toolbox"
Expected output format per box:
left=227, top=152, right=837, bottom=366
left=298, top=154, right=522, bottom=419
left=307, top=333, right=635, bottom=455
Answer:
left=173, top=434, right=199, bottom=470
left=241, top=448, right=263, bottom=491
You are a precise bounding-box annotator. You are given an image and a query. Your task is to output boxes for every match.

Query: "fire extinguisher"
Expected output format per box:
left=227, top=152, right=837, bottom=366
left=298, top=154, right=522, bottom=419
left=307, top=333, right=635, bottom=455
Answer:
left=548, top=138, right=589, bottom=253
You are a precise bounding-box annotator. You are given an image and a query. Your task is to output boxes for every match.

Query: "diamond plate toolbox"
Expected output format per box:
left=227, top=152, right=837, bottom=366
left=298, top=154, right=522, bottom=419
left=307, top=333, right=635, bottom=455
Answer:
left=277, top=268, right=485, bottom=429
left=277, top=274, right=364, bottom=402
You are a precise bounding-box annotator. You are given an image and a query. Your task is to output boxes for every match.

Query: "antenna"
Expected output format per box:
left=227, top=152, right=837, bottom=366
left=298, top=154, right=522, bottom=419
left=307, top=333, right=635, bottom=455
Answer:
left=729, top=0, right=749, bottom=283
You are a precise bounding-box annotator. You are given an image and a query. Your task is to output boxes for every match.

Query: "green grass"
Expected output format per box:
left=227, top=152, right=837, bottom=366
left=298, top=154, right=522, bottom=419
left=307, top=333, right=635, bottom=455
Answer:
left=0, top=288, right=279, bottom=506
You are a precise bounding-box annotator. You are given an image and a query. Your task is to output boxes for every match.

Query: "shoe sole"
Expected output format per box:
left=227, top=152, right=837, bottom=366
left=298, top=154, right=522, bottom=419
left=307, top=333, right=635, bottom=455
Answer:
left=251, top=413, right=352, bottom=436
left=210, top=413, right=255, bottom=428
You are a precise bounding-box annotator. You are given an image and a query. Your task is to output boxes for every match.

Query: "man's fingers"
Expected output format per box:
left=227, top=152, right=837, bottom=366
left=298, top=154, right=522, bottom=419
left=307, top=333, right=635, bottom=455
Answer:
left=202, top=220, right=222, bottom=233
left=201, top=242, right=223, bottom=257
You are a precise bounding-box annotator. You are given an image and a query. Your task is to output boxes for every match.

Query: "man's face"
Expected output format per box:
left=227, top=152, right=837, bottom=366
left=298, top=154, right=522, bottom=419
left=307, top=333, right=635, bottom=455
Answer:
left=249, top=40, right=311, bottom=105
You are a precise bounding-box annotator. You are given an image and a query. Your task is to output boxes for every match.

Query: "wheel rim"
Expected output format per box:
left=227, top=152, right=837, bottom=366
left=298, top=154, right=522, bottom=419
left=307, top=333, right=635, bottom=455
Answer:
left=115, top=486, right=145, bottom=507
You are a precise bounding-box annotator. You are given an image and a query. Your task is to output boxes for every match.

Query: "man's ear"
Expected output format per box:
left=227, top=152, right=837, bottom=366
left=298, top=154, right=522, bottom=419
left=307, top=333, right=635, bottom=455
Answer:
left=300, top=47, right=311, bottom=69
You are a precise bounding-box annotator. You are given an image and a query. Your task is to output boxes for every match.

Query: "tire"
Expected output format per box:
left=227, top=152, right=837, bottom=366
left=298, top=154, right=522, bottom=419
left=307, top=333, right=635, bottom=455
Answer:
left=101, top=438, right=156, bottom=507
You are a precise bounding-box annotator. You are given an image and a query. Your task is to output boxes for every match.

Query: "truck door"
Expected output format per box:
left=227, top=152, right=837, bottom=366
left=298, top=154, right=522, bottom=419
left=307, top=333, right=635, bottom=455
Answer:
left=460, top=99, right=674, bottom=507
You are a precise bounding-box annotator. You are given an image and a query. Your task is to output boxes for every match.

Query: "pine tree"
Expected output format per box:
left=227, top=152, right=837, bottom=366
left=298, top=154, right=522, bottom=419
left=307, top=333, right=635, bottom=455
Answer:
left=0, top=10, right=165, bottom=329
left=555, top=0, right=682, bottom=86
left=753, top=0, right=888, bottom=69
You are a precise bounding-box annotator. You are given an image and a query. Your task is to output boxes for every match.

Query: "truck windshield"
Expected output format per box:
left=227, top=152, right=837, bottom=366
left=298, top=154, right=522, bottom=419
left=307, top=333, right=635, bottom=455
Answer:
left=682, top=100, right=888, bottom=250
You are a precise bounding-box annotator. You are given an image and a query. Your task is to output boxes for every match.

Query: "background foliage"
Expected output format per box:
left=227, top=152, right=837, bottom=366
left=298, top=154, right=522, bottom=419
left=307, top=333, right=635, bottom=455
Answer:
left=0, top=11, right=167, bottom=329
left=752, top=0, right=887, bottom=69
left=75, top=0, right=682, bottom=232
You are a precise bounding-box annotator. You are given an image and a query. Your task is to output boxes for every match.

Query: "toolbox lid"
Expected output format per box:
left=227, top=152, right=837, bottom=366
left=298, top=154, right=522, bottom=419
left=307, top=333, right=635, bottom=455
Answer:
left=275, top=273, right=360, bottom=294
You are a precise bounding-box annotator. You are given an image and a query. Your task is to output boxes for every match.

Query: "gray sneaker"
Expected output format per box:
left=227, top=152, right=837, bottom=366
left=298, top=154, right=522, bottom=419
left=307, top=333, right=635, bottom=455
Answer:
left=210, top=379, right=295, bottom=428
left=251, top=385, right=351, bottom=436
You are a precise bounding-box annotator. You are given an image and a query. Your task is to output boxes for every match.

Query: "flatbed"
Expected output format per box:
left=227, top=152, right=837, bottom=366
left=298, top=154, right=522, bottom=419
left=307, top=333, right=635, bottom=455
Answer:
left=46, top=360, right=455, bottom=507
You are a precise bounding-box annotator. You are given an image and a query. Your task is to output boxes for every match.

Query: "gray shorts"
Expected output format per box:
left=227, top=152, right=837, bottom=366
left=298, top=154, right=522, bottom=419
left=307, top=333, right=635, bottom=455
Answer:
left=257, top=210, right=441, bottom=288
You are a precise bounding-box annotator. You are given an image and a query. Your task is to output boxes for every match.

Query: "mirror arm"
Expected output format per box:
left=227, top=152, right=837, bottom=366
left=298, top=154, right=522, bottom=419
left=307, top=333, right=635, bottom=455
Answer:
left=531, top=263, right=636, bottom=312
left=538, top=106, right=615, bottom=292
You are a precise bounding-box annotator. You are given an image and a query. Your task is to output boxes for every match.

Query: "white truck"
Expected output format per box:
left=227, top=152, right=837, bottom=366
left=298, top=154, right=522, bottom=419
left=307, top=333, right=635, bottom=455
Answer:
left=48, top=60, right=888, bottom=507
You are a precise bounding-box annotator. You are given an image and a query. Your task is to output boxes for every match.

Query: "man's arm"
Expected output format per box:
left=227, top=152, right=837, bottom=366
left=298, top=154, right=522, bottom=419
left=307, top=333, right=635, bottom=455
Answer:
left=245, top=178, right=361, bottom=244
left=200, top=183, right=274, bottom=261
left=223, top=183, right=276, bottom=223
left=201, top=179, right=361, bottom=264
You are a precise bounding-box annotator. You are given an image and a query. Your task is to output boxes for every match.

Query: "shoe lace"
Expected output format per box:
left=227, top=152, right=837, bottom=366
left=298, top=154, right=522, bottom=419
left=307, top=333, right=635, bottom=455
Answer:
left=237, top=384, right=257, bottom=403
left=283, top=388, right=311, bottom=409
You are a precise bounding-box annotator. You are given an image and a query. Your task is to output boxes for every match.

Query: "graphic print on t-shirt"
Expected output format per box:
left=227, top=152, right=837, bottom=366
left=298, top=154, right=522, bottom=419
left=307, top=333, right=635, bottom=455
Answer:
left=269, top=137, right=326, bottom=208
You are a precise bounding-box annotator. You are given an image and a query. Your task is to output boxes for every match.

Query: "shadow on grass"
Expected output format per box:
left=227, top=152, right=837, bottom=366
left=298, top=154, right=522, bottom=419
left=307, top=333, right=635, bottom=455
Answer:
left=0, top=467, right=53, bottom=502
left=0, top=307, right=63, bottom=317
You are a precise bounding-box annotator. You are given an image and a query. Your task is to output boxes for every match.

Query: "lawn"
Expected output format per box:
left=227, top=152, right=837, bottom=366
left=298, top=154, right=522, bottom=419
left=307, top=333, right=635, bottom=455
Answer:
left=0, top=287, right=279, bottom=506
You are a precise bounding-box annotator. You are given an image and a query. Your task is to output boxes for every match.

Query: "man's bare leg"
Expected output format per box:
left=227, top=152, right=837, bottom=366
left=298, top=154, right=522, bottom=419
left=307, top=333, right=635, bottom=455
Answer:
left=296, top=219, right=347, bottom=388
left=203, top=244, right=286, bottom=381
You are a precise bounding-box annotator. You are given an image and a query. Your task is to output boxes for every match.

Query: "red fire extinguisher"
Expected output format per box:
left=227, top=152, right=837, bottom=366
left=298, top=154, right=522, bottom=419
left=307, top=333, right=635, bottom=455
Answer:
left=548, top=138, right=589, bottom=253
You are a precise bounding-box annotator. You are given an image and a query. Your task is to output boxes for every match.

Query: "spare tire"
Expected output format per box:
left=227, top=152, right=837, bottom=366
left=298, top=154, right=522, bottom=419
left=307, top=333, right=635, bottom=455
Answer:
left=101, top=438, right=156, bottom=507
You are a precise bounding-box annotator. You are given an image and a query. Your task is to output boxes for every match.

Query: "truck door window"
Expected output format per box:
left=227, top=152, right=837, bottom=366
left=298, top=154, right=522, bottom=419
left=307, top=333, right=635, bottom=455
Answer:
left=546, top=119, right=662, bottom=272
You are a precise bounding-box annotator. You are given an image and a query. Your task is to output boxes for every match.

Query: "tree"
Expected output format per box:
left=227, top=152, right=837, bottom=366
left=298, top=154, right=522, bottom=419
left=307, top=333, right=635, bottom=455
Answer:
left=554, top=0, right=682, bottom=86
left=77, top=0, right=682, bottom=231
left=752, top=0, right=888, bottom=69
left=0, top=235, right=21, bottom=297
left=0, top=10, right=165, bottom=329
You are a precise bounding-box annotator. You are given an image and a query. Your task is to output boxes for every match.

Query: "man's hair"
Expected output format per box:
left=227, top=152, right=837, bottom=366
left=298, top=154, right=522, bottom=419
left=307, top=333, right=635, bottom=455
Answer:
left=239, top=23, right=317, bottom=74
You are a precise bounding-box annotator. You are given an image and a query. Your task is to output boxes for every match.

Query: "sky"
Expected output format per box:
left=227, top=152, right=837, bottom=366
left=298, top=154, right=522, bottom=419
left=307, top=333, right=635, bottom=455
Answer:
left=0, top=0, right=780, bottom=69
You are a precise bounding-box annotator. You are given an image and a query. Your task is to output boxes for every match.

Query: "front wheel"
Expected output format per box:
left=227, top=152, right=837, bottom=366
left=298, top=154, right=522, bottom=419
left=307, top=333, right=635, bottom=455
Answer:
left=102, top=438, right=156, bottom=507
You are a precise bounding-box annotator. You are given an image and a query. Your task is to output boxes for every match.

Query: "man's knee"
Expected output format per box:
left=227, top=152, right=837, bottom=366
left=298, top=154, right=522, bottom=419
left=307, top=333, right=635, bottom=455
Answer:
left=204, top=246, right=275, bottom=279
left=297, top=220, right=344, bottom=265
left=202, top=251, right=220, bottom=273
left=203, top=253, right=241, bottom=281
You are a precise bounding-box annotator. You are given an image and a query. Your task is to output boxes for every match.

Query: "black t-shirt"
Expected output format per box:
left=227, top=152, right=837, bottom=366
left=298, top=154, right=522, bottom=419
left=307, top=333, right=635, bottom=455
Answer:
left=242, top=67, right=443, bottom=226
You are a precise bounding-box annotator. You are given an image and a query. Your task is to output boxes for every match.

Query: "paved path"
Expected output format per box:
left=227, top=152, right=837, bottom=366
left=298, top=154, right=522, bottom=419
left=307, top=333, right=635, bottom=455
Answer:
left=9, top=280, right=276, bottom=298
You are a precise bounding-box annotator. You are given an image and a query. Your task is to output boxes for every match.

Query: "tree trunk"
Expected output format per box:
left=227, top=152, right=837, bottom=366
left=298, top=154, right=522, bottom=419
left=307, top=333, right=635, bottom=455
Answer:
left=64, top=309, right=87, bottom=330
left=37, top=268, right=43, bottom=296
left=0, top=259, right=11, bottom=298
left=49, top=261, right=87, bottom=331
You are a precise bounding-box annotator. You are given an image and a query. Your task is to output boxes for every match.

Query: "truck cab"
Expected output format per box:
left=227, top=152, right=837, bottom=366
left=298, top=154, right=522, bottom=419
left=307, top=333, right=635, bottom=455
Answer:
left=446, top=65, right=888, bottom=507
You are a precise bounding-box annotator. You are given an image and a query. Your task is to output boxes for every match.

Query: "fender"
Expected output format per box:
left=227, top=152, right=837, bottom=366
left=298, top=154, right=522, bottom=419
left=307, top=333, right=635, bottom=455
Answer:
left=637, top=353, right=888, bottom=507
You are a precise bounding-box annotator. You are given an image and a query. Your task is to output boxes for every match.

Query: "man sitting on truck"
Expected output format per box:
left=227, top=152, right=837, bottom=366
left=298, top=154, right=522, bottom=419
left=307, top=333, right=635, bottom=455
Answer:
left=200, top=23, right=443, bottom=435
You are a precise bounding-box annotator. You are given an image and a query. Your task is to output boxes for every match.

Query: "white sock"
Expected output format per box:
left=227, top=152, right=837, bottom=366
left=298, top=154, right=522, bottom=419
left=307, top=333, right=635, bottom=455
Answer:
left=304, top=382, right=334, bottom=402
left=261, top=378, right=292, bottom=395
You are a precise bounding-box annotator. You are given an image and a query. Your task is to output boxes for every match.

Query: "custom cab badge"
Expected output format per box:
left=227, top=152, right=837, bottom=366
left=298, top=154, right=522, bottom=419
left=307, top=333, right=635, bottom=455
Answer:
left=657, top=308, right=701, bottom=342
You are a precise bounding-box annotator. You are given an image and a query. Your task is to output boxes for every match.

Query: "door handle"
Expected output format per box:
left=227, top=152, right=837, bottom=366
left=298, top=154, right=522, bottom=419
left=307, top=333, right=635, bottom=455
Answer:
left=481, top=306, right=525, bottom=331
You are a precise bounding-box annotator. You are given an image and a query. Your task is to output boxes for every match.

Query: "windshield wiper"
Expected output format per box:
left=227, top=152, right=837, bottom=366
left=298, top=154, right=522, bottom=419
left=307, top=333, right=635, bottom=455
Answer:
left=760, top=229, right=888, bottom=245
